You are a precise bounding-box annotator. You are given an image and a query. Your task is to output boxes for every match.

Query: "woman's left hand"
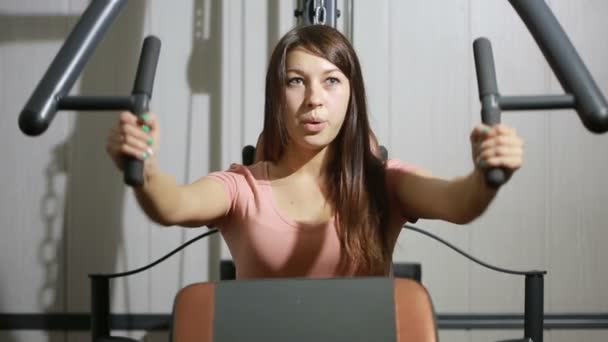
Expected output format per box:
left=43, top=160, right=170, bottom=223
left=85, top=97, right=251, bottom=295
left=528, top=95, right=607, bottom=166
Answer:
left=470, top=124, right=524, bottom=180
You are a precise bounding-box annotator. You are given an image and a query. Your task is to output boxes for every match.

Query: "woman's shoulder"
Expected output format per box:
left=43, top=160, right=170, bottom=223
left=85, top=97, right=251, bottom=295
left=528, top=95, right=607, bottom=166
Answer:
left=384, top=158, right=421, bottom=174
left=209, top=161, right=269, bottom=183
left=204, top=161, right=270, bottom=208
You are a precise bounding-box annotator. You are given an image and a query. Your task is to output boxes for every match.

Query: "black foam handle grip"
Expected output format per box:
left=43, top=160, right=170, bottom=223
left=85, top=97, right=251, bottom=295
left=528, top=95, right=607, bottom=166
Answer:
left=473, top=38, right=507, bottom=189
left=379, top=145, right=388, bottom=162
left=242, top=145, right=256, bottom=166
left=124, top=36, right=161, bottom=187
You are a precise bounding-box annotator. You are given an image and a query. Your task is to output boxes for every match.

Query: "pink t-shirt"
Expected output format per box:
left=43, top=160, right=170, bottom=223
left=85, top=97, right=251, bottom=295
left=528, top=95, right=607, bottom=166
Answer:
left=207, top=159, right=417, bottom=279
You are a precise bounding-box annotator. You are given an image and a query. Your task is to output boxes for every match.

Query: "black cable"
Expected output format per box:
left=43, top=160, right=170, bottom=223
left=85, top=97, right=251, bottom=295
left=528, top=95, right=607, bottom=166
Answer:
left=403, top=224, right=545, bottom=276
left=93, top=223, right=545, bottom=279
left=93, top=229, right=219, bottom=279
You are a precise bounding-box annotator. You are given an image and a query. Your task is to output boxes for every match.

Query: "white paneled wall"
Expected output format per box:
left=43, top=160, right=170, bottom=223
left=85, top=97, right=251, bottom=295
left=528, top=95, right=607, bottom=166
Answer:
left=1, top=1, right=607, bottom=341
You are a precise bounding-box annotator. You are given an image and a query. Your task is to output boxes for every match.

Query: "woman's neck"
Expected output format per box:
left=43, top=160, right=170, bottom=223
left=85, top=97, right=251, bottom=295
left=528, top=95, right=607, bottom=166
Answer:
left=274, top=144, right=329, bottom=180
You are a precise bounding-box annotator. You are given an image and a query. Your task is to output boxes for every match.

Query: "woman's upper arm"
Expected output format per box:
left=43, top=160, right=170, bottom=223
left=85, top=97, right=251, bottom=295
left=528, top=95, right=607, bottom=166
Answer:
left=172, top=176, right=232, bottom=227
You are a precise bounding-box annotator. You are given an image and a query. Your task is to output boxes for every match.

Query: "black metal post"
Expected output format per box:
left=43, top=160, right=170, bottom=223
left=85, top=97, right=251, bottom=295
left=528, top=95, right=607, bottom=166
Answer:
left=524, top=273, right=544, bottom=342
left=90, top=275, right=110, bottom=342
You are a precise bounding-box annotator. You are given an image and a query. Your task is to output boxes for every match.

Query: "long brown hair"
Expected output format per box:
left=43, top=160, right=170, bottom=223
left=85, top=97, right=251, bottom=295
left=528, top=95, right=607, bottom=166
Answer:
left=261, top=25, right=390, bottom=275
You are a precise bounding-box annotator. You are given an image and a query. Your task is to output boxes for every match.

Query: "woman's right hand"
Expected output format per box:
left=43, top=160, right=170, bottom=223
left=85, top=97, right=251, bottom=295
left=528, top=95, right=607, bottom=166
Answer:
left=106, top=111, right=160, bottom=173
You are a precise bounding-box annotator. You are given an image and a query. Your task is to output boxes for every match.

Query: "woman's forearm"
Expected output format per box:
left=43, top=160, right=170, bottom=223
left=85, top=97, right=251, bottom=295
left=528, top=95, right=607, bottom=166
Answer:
left=446, top=170, right=498, bottom=224
left=133, top=162, right=183, bottom=226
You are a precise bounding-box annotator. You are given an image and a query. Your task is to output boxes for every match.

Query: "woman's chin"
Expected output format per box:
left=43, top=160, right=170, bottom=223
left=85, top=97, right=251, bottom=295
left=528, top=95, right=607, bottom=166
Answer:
left=296, top=138, right=331, bottom=153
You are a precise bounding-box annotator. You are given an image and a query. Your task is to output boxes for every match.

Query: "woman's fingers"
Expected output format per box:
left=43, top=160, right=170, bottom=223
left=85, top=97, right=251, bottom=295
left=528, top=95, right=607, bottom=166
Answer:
left=120, top=142, right=153, bottom=161
left=106, top=111, right=158, bottom=170
left=478, top=134, right=524, bottom=152
left=470, top=124, right=491, bottom=145
left=472, top=124, right=524, bottom=171
left=119, top=111, right=139, bottom=125
left=122, top=121, right=152, bottom=145
left=476, top=155, right=524, bottom=170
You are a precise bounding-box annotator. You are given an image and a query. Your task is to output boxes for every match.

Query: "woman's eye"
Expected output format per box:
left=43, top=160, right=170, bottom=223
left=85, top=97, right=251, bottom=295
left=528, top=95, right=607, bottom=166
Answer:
left=326, top=77, right=340, bottom=85
left=287, top=77, right=303, bottom=86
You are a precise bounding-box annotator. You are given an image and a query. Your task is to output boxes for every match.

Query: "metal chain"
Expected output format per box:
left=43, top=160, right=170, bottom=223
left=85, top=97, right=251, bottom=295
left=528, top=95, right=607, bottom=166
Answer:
left=313, top=0, right=326, bottom=25
left=38, top=147, right=65, bottom=309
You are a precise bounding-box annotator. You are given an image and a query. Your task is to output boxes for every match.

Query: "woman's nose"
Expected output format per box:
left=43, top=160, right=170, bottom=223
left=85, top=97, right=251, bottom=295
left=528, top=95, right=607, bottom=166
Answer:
left=306, top=83, right=324, bottom=108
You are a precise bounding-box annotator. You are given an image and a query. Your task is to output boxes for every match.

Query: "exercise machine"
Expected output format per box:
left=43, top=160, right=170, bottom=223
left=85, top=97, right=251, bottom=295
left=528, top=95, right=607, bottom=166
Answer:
left=17, top=1, right=608, bottom=341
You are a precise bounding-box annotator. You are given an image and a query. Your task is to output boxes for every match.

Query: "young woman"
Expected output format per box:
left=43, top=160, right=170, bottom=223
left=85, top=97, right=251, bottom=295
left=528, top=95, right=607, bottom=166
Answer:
left=106, top=25, right=524, bottom=278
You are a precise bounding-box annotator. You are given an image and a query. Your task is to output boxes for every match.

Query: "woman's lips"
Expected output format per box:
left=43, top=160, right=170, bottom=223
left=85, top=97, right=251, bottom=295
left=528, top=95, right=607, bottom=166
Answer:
left=302, top=121, right=327, bottom=133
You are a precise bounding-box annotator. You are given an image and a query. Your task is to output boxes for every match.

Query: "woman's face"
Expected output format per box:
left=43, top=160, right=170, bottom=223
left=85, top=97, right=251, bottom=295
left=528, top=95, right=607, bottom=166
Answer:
left=283, top=48, right=351, bottom=153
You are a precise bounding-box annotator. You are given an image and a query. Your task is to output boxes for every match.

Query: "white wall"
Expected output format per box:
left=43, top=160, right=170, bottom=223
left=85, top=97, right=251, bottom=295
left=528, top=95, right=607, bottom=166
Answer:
left=1, top=0, right=607, bottom=341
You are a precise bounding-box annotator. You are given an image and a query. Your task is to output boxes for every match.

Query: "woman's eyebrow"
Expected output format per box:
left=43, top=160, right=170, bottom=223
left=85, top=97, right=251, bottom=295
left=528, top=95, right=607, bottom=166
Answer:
left=286, top=68, right=341, bottom=75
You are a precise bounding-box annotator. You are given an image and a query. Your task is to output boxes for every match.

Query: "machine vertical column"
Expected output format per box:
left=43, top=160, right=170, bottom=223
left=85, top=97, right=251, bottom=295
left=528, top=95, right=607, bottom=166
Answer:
left=524, top=273, right=544, bottom=342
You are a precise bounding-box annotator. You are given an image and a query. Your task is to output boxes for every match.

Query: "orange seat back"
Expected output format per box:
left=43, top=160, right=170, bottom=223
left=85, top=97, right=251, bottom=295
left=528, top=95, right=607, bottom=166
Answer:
left=171, top=278, right=437, bottom=342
